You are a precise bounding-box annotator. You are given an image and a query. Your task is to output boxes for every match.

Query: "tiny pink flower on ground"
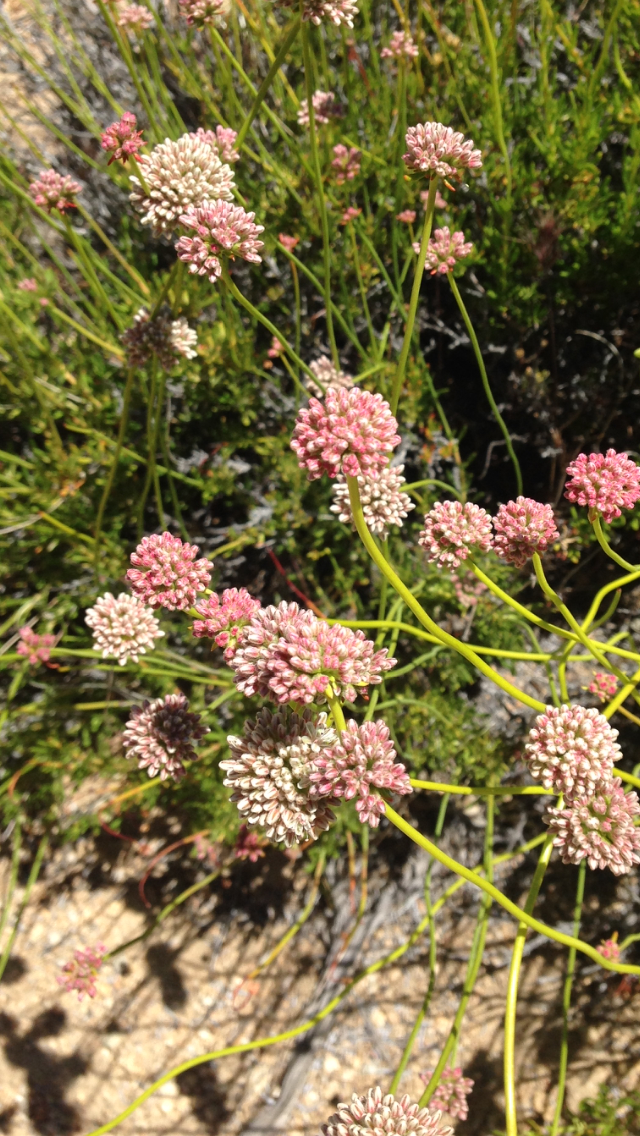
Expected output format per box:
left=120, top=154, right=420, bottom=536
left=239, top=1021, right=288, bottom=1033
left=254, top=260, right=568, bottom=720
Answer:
left=29, top=169, right=80, bottom=213
left=331, top=144, right=361, bottom=184
left=381, top=30, right=419, bottom=59
left=279, top=233, right=300, bottom=252
left=544, top=778, right=640, bottom=875
left=234, top=824, right=266, bottom=862
left=176, top=200, right=264, bottom=283
left=599, top=934, right=620, bottom=962
left=117, top=4, right=154, bottom=32
left=423, top=227, right=473, bottom=275
left=420, top=1068, right=474, bottom=1122
left=420, top=188, right=447, bottom=210
left=17, top=278, right=38, bottom=291
left=127, top=532, right=212, bottom=611
left=297, top=91, right=343, bottom=127
left=267, top=336, right=284, bottom=359
left=179, top=0, right=229, bottom=26
left=59, top=944, right=106, bottom=1000
left=524, top=704, right=621, bottom=797
left=130, top=133, right=235, bottom=237
left=193, top=125, right=239, bottom=163
left=419, top=500, right=493, bottom=569
left=588, top=672, right=618, bottom=702
left=321, top=1086, right=453, bottom=1136
left=308, top=719, right=411, bottom=826
left=221, top=707, right=338, bottom=846
left=404, top=122, right=482, bottom=179
left=340, top=206, right=362, bottom=225
left=123, top=692, right=209, bottom=780
left=306, top=356, right=355, bottom=397
left=331, top=466, right=414, bottom=540
left=291, top=386, right=401, bottom=480
left=279, top=0, right=358, bottom=27
left=17, top=626, right=56, bottom=665
left=396, top=209, right=416, bottom=223
left=85, top=592, right=164, bottom=665
left=564, top=448, right=640, bottom=523
left=101, top=112, right=144, bottom=165
left=193, top=588, right=262, bottom=662
left=493, top=497, right=559, bottom=568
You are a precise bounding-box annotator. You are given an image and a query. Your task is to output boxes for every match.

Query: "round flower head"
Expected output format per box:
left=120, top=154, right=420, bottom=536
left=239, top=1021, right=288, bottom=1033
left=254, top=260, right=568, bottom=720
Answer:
left=17, top=278, right=38, bottom=291
left=179, top=0, right=230, bottom=26
left=29, top=169, right=80, bottom=213
left=175, top=199, right=264, bottom=284
left=544, top=778, right=640, bottom=875
left=396, top=209, right=416, bottom=223
left=122, top=692, right=208, bottom=780
left=423, top=227, right=473, bottom=275
left=341, top=206, right=362, bottom=225
left=321, top=1086, right=453, bottom=1136
left=403, top=122, right=482, bottom=179
left=117, top=4, right=154, bottom=33
left=306, top=356, right=355, bottom=398
left=233, top=824, right=266, bottom=862
left=291, top=386, right=401, bottom=480
left=193, top=588, right=262, bottom=662
left=588, top=672, right=618, bottom=703
left=221, top=707, right=338, bottom=846
left=17, top=626, right=56, bottom=665
left=381, top=30, right=419, bottom=59
left=101, top=112, right=144, bottom=165
left=493, top=497, right=559, bottom=568
left=279, top=233, right=299, bottom=252
left=193, top=126, right=239, bottom=164
left=308, top=719, right=412, bottom=826
left=599, top=935, right=620, bottom=962
left=58, top=944, right=106, bottom=1001
left=121, top=306, right=197, bottom=369
left=524, top=704, right=621, bottom=797
left=420, top=1068, right=474, bottom=1122
left=127, top=532, right=212, bottom=610
left=277, top=0, right=358, bottom=27
left=129, top=133, right=234, bottom=237
left=85, top=592, right=164, bottom=665
left=331, top=144, right=361, bottom=184
left=564, top=448, right=640, bottom=523
left=331, top=466, right=414, bottom=540
left=297, top=91, right=342, bottom=127
left=419, top=500, right=493, bottom=569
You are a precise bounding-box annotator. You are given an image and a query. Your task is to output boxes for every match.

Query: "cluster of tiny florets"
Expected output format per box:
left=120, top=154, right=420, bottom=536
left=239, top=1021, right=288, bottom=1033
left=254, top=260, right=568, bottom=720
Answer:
left=420, top=1068, right=474, bottom=1122
left=564, top=449, right=640, bottom=523
left=117, top=5, right=154, bottom=32
left=544, top=778, right=640, bottom=875
left=29, top=169, right=81, bottom=213
left=308, top=719, right=412, bottom=825
left=588, top=672, right=618, bottom=702
left=291, top=387, right=401, bottom=480
left=599, top=935, right=620, bottom=961
left=175, top=200, right=264, bottom=283
left=58, top=945, right=106, bottom=1001
left=194, top=125, right=239, bottom=163
left=419, top=501, right=493, bottom=568
left=397, top=209, right=416, bottom=224
left=524, top=705, right=621, bottom=797
left=331, top=466, right=414, bottom=539
left=192, top=588, right=262, bottom=662
left=297, top=91, right=342, bottom=127
left=129, top=133, right=234, bottom=237
left=321, top=1087, right=452, bottom=1136
left=403, top=122, right=482, bottom=178
left=341, top=206, right=362, bottom=225
left=278, top=0, right=358, bottom=26
left=221, top=707, right=338, bottom=846
left=85, top=592, right=164, bottom=665
left=127, top=532, right=212, bottom=610
left=101, top=112, right=144, bottom=165
left=17, top=626, right=56, bottom=665
left=123, top=693, right=208, bottom=780
left=306, top=357, right=355, bottom=398
left=381, top=30, right=418, bottom=58
left=121, top=306, right=198, bottom=368
left=422, top=227, right=473, bottom=275
left=492, top=497, right=559, bottom=567
left=179, top=0, right=229, bottom=26
left=17, top=278, right=38, bottom=291
left=331, top=144, right=361, bottom=184
left=233, top=824, right=266, bottom=862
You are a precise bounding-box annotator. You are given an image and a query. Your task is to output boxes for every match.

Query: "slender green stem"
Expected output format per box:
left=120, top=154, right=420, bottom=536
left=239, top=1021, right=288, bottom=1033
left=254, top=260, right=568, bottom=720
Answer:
left=222, top=267, right=314, bottom=389
left=550, top=861, right=586, bottom=1135
left=236, top=18, right=300, bottom=149
left=0, top=821, right=21, bottom=947
left=94, top=368, right=135, bottom=555
left=75, top=203, right=149, bottom=295
left=410, top=779, right=552, bottom=796
left=0, top=834, right=48, bottom=982
left=348, top=223, right=376, bottom=350
left=107, top=867, right=221, bottom=959
left=592, top=513, right=638, bottom=573
left=327, top=693, right=347, bottom=731
left=391, top=177, right=438, bottom=415
left=474, top=0, right=512, bottom=202
left=277, top=241, right=366, bottom=357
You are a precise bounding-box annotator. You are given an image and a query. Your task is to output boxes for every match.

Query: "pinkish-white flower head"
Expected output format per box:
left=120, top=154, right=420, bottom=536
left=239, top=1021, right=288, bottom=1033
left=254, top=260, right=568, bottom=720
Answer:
left=564, top=449, right=640, bottom=523
left=420, top=1068, right=474, bottom=1122
left=331, top=144, right=361, bottom=184
left=278, top=0, right=358, bottom=27
left=588, top=672, right=618, bottom=703
left=17, top=626, right=56, bottom=665
left=232, top=601, right=396, bottom=705
left=381, top=30, right=419, bottom=59
left=29, top=169, right=81, bottom=213
left=117, top=4, right=154, bottom=32
left=221, top=707, right=338, bottom=846
left=322, top=1087, right=452, bottom=1136
left=396, top=209, right=416, bottom=223
left=420, top=188, right=447, bottom=210
left=130, top=133, right=234, bottom=237
left=545, top=778, right=640, bottom=875
left=599, top=935, right=620, bottom=961
left=331, top=466, right=414, bottom=540
left=452, top=569, right=488, bottom=608
left=179, top=0, right=230, bottom=25
left=493, top=497, right=559, bottom=568
left=127, top=532, right=212, bottom=611
left=58, top=944, right=106, bottom=1001
left=122, top=692, right=208, bottom=780
left=17, top=277, right=38, bottom=292
left=193, top=125, right=239, bottom=163
left=101, top=112, right=144, bottom=165
left=419, top=501, right=493, bottom=569
left=524, top=704, right=621, bottom=797
left=291, top=386, right=401, bottom=481
left=297, top=91, right=342, bottom=127
left=306, top=356, right=355, bottom=398
left=175, top=199, right=264, bottom=283
left=234, top=824, right=266, bottom=862
left=193, top=588, right=261, bottom=662
left=121, top=306, right=197, bottom=369
left=308, top=719, right=411, bottom=825
left=85, top=592, right=164, bottom=665
left=341, top=206, right=362, bottom=225
left=403, top=122, right=483, bottom=179
left=423, top=227, right=473, bottom=275
left=279, top=233, right=300, bottom=252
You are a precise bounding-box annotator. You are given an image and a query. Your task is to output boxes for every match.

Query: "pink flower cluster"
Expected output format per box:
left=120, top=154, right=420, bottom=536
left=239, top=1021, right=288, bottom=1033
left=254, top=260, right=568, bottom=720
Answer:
left=179, top=0, right=229, bottom=26
left=101, top=112, right=144, bottom=165
left=588, top=672, right=618, bottom=702
left=175, top=199, right=264, bottom=283
left=232, top=601, right=395, bottom=705
left=422, top=227, right=473, bottom=275
left=194, top=125, right=239, bottom=163
left=545, top=777, right=640, bottom=875
left=297, top=91, right=342, bottom=126
left=331, top=144, right=361, bottom=184
left=322, top=1087, right=452, bottom=1136
left=17, top=626, right=56, bottom=665
left=117, top=4, right=154, bottom=31
left=493, top=496, right=559, bottom=567
left=403, top=122, right=482, bottom=179
left=29, top=169, right=81, bottom=213
left=279, top=233, right=299, bottom=252
left=123, top=692, right=209, bottom=780
left=308, top=719, right=411, bottom=825
left=17, top=278, right=37, bottom=292
left=524, top=704, right=621, bottom=797
left=234, top=824, right=266, bottom=862
left=599, top=935, right=620, bottom=961
left=564, top=449, right=640, bottom=523
left=127, top=532, right=212, bottom=611
left=419, top=501, right=492, bottom=568
left=381, top=31, right=419, bottom=59
left=58, top=944, right=106, bottom=1000
left=193, top=588, right=262, bottom=662
left=291, top=386, right=400, bottom=480
left=340, top=206, right=362, bottom=225
left=420, top=1067, right=474, bottom=1122
left=397, top=209, right=416, bottom=223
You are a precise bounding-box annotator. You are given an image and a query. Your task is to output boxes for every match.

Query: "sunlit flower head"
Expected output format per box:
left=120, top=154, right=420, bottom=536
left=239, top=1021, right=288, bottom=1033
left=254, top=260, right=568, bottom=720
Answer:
left=175, top=199, right=264, bottom=283
left=340, top=206, right=362, bottom=225
left=179, top=0, right=230, bottom=25
left=58, top=944, right=106, bottom=1000
left=117, top=4, right=154, bottom=33
left=564, top=449, right=640, bottom=523
left=85, top=592, right=164, bottom=665
left=381, top=30, right=418, bottom=59
left=193, top=125, right=239, bottom=163
left=278, top=0, right=358, bottom=27
left=331, top=466, right=414, bottom=540
left=331, top=144, right=361, bottom=184
left=545, top=778, right=640, bottom=875
left=127, top=532, right=212, bottom=611
left=123, top=692, right=209, bottom=780
left=403, top=122, right=482, bottom=179
left=308, top=718, right=412, bottom=826
left=297, top=91, right=342, bottom=126
left=306, top=356, right=355, bottom=398
left=29, top=169, right=81, bottom=213
left=17, top=626, right=56, bottom=665
left=420, top=1068, right=474, bottom=1122
left=524, top=704, right=621, bottom=797
left=321, top=1087, right=453, bottom=1136
left=130, top=133, right=234, bottom=237
left=396, top=209, right=416, bottom=223
left=599, top=934, right=620, bottom=962
left=291, top=386, right=400, bottom=480
left=588, top=672, right=618, bottom=703
left=419, top=500, right=493, bottom=568
left=101, top=112, right=144, bottom=165
left=423, top=227, right=473, bottom=275
left=193, top=588, right=262, bottom=662
left=493, top=497, right=559, bottom=568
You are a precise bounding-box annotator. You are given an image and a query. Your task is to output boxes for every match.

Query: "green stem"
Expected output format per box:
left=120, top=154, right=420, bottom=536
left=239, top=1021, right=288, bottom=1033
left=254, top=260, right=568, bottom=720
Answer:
left=348, top=223, right=376, bottom=351
left=0, top=834, right=48, bottom=982
left=0, top=821, right=21, bottom=948
left=550, top=861, right=586, bottom=1135
left=391, top=176, right=438, bottom=415
left=94, top=368, right=135, bottom=555
left=327, top=693, right=347, bottom=731
left=592, top=513, right=638, bottom=573
left=222, top=267, right=315, bottom=389
left=75, top=203, right=149, bottom=296
left=107, top=867, right=221, bottom=959
left=410, top=779, right=552, bottom=796
left=474, top=0, right=512, bottom=202
left=236, top=17, right=301, bottom=150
